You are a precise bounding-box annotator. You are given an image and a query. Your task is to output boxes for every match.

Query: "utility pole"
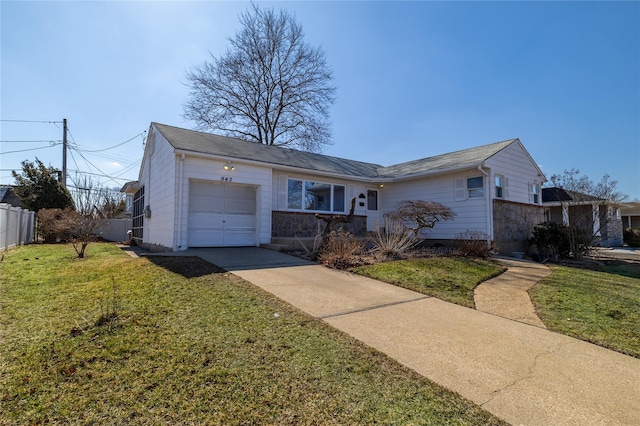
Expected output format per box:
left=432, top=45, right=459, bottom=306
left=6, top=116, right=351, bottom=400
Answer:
left=62, top=118, right=67, bottom=188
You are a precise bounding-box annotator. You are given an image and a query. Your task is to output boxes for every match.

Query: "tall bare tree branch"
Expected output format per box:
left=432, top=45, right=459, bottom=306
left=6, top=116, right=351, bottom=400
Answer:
left=183, top=4, right=336, bottom=152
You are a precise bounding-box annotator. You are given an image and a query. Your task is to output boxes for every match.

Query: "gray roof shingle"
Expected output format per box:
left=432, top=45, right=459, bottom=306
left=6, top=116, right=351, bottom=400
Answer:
left=153, top=123, right=381, bottom=178
left=152, top=123, right=518, bottom=180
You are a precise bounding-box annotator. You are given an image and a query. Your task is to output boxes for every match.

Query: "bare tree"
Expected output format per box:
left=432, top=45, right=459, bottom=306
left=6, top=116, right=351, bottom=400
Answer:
left=386, top=200, right=456, bottom=238
left=66, top=175, right=112, bottom=258
left=183, top=3, right=336, bottom=152
left=547, top=169, right=625, bottom=259
left=70, top=174, right=125, bottom=218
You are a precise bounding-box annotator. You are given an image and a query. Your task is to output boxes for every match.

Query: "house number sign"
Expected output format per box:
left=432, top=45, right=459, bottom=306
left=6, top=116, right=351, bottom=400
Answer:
left=220, top=176, right=233, bottom=182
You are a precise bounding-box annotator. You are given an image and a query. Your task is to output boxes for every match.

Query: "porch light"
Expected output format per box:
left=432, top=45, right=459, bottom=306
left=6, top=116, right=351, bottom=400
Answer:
left=379, top=184, right=384, bottom=188
left=223, top=161, right=235, bottom=171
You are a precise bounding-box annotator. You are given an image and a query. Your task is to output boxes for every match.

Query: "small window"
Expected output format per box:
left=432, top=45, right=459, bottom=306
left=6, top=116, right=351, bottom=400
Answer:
left=495, top=175, right=504, bottom=199
left=532, top=183, right=540, bottom=204
left=467, top=176, right=484, bottom=198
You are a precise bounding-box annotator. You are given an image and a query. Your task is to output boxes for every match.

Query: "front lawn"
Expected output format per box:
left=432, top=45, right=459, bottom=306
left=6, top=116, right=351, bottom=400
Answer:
left=351, top=257, right=505, bottom=308
left=530, top=263, right=640, bottom=358
left=0, top=243, right=505, bottom=425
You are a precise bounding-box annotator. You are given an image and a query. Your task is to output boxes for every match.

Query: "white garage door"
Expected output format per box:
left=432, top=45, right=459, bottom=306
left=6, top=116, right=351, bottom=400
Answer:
left=188, top=180, right=257, bottom=247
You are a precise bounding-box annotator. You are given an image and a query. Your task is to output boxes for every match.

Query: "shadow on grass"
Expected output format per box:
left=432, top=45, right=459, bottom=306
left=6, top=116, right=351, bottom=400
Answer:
left=146, top=256, right=227, bottom=278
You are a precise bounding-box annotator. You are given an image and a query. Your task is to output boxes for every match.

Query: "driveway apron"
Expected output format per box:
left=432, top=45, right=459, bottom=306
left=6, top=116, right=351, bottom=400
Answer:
left=186, top=248, right=640, bottom=426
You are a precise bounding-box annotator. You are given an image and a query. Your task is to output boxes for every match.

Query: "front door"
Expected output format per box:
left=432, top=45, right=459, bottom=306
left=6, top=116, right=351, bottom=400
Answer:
left=366, top=189, right=379, bottom=231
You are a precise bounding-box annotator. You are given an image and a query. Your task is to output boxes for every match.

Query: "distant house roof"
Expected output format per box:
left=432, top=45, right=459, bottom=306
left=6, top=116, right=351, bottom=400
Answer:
left=621, top=202, right=640, bottom=215
left=152, top=122, right=521, bottom=180
left=0, top=186, right=24, bottom=208
left=542, top=187, right=605, bottom=204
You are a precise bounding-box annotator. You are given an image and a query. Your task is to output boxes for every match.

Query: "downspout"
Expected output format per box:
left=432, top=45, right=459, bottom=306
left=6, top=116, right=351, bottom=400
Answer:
left=477, top=165, right=493, bottom=244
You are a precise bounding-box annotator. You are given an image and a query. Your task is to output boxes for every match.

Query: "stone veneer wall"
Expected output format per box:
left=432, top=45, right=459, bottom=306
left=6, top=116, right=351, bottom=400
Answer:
left=601, top=215, right=624, bottom=247
left=493, top=200, right=545, bottom=254
left=271, top=211, right=367, bottom=238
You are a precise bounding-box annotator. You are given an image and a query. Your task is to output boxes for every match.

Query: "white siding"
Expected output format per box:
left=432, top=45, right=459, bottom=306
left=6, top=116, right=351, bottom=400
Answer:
left=139, top=131, right=177, bottom=249
left=484, top=141, right=544, bottom=205
left=380, top=171, right=491, bottom=239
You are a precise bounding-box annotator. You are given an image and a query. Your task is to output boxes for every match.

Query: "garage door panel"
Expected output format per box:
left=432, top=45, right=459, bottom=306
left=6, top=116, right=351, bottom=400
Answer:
left=226, top=199, right=255, bottom=214
left=191, top=180, right=225, bottom=197
left=224, top=230, right=256, bottom=246
left=189, top=230, right=224, bottom=247
left=188, top=212, right=224, bottom=227
left=190, top=196, right=224, bottom=213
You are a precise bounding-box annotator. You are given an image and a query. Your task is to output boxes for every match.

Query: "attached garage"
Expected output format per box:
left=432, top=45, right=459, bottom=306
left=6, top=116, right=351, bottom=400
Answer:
left=188, top=179, right=257, bottom=247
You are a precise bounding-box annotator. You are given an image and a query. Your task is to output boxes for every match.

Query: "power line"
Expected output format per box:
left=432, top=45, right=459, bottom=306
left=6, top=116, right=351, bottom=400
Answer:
left=0, top=143, right=61, bottom=155
left=67, top=169, right=135, bottom=182
left=0, top=119, right=63, bottom=124
left=0, top=140, right=60, bottom=143
left=76, top=131, right=146, bottom=153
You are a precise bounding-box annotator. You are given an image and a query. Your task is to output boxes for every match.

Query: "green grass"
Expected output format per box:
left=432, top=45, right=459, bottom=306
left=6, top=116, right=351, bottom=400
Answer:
left=351, top=257, right=505, bottom=308
left=0, top=243, right=505, bottom=425
left=530, top=264, right=640, bottom=358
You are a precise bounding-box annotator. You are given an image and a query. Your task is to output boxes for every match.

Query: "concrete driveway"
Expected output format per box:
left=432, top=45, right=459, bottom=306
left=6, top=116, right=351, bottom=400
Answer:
left=175, top=247, right=640, bottom=426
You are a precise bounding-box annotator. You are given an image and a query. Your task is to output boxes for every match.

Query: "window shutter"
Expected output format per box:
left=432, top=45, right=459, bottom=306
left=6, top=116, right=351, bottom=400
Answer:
left=455, top=178, right=465, bottom=201
left=503, top=177, right=509, bottom=199
left=278, top=175, right=288, bottom=209
left=528, top=183, right=533, bottom=204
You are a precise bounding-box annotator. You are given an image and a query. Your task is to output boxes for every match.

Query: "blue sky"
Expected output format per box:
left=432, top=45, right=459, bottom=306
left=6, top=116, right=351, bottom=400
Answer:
left=2, top=1, right=639, bottom=200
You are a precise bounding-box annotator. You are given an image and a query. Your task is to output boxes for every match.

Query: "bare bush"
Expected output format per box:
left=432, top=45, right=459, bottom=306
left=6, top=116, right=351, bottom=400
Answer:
left=317, top=229, right=365, bottom=269
left=37, top=208, right=74, bottom=243
left=455, top=230, right=492, bottom=258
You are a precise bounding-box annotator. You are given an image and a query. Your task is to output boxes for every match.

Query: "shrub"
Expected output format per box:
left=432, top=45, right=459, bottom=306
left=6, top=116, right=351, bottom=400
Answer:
left=37, top=208, right=74, bottom=243
left=624, top=227, right=640, bottom=247
left=529, top=221, right=571, bottom=261
left=455, top=230, right=491, bottom=258
left=317, top=229, right=365, bottom=269
left=367, top=219, right=420, bottom=259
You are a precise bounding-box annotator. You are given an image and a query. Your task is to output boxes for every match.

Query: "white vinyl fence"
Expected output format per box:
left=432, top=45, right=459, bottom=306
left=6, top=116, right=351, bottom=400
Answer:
left=0, top=203, right=35, bottom=251
left=100, top=218, right=133, bottom=242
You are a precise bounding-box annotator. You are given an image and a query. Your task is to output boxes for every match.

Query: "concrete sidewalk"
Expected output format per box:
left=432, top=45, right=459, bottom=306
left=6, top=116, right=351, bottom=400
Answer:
left=179, top=248, right=640, bottom=426
left=474, top=257, right=551, bottom=328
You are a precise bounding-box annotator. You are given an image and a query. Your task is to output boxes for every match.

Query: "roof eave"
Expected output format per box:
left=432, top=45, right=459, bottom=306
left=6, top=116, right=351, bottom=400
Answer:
left=173, top=148, right=386, bottom=183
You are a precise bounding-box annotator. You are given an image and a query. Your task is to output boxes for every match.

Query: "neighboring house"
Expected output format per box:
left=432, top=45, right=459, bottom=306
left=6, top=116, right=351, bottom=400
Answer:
left=122, top=122, right=546, bottom=253
left=0, top=186, right=25, bottom=208
left=621, top=202, right=640, bottom=229
left=542, top=187, right=624, bottom=247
